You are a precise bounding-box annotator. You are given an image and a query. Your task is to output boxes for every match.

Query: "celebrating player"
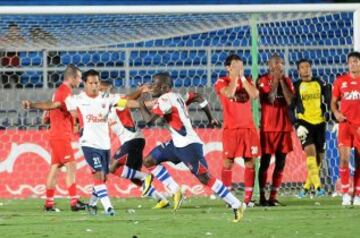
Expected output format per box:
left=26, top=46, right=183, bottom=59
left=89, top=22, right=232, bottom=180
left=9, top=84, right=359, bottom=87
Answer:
left=257, top=54, right=294, bottom=206
left=331, top=51, right=360, bottom=206
left=137, top=72, right=245, bottom=222
left=214, top=54, right=260, bottom=206
left=290, top=59, right=331, bottom=197
left=21, top=64, right=87, bottom=212
left=97, top=79, right=170, bottom=210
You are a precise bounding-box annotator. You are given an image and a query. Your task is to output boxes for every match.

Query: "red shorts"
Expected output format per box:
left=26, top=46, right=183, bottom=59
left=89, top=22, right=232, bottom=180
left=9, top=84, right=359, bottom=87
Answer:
left=260, top=131, right=293, bottom=154
left=338, top=122, right=360, bottom=150
left=49, top=139, right=75, bottom=165
left=222, top=128, right=261, bottom=159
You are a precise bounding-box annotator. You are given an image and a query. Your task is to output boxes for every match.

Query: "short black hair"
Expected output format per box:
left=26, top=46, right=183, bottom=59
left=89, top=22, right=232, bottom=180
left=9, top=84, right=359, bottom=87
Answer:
left=64, top=64, right=81, bottom=80
left=153, top=72, right=173, bottom=88
left=8, top=22, right=18, bottom=28
left=83, top=69, right=100, bottom=82
left=348, top=51, right=360, bottom=60
left=225, top=54, right=242, bottom=66
left=296, top=59, right=312, bottom=69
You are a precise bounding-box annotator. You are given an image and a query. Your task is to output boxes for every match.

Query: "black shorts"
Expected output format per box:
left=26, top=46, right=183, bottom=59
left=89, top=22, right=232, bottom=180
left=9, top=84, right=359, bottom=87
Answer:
left=297, top=120, right=326, bottom=153
left=113, top=138, right=145, bottom=170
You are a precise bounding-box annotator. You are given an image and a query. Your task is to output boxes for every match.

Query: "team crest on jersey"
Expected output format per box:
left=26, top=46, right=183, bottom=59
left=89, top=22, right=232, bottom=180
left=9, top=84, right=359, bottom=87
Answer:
left=341, top=82, right=348, bottom=88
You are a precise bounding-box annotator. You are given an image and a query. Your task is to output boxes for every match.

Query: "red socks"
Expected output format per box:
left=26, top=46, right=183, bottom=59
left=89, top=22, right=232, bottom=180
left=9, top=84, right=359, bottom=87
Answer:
left=244, top=167, right=255, bottom=204
left=68, top=183, right=78, bottom=206
left=45, top=188, right=55, bottom=208
left=269, top=170, right=284, bottom=201
left=221, top=168, right=232, bottom=189
left=339, top=166, right=350, bottom=194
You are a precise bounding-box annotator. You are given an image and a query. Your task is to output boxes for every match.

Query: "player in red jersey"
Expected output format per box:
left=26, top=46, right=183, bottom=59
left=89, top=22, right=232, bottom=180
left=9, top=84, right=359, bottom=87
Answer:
left=257, top=54, right=294, bottom=206
left=22, top=64, right=87, bottom=211
left=214, top=54, right=260, bottom=206
left=331, top=51, right=360, bottom=206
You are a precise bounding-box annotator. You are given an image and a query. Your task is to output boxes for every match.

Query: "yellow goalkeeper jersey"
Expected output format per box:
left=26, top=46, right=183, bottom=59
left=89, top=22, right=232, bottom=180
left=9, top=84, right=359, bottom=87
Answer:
left=291, top=78, right=331, bottom=125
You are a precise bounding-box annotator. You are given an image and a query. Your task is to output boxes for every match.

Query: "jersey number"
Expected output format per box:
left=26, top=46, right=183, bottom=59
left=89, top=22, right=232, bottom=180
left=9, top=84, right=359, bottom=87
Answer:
left=93, top=156, right=101, bottom=167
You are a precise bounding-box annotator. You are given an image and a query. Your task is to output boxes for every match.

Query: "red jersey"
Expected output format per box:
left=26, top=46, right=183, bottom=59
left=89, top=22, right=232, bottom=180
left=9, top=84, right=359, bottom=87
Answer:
left=257, top=74, right=294, bottom=132
left=49, top=83, right=74, bottom=139
left=332, top=73, right=360, bottom=125
left=214, top=76, right=256, bottom=129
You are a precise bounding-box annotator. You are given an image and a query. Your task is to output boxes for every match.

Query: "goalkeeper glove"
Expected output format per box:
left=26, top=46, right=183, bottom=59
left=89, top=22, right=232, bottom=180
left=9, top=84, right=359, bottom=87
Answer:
left=296, top=125, right=309, bottom=142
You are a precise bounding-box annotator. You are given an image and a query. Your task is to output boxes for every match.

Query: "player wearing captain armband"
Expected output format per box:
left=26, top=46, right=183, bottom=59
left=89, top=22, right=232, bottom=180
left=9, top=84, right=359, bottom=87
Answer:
left=136, top=72, right=245, bottom=222
left=289, top=59, right=331, bottom=198
left=331, top=52, right=360, bottom=206
left=88, top=79, right=170, bottom=212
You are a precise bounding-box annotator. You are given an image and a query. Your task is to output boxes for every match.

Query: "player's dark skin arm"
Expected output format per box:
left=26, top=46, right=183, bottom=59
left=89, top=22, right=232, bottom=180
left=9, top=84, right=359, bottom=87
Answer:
left=125, top=84, right=151, bottom=100
left=279, top=79, right=294, bottom=106
left=322, top=84, right=332, bottom=111
left=267, top=76, right=280, bottom=104
left=288, top=90, right=298, bottom=125
left=186, top=92, right=221, bottom=127
left=137, top=98, right=160, bottom=126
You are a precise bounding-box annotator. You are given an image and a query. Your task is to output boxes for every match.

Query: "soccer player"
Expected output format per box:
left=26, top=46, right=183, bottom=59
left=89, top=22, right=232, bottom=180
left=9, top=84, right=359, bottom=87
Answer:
left=257, top=54, right=294, bottom=206
left=138, top=72, right=245, bottom=222
left=98, top=79, right=170, bottom=209
left=290, top=59, right=331, bottom=197
left=214, top=54, right=260, bottom=206
left=331, top=51, right=360, bottom=206
left=21, top=64, right=87, bottom=212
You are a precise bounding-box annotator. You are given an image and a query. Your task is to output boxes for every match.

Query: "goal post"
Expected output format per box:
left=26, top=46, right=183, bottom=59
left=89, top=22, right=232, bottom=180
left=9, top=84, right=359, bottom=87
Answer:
left=0, top=4, right=360, bottom=199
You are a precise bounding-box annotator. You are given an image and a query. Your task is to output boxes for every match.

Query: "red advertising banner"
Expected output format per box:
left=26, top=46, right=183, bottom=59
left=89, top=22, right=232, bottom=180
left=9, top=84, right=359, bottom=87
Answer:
left=0, top=129, right=306, bottom=198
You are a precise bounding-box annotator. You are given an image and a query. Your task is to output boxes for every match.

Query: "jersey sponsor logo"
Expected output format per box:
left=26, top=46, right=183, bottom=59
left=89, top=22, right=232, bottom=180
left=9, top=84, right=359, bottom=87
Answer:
left=86, top=113, right=106, bottom=123
left=301, top=93, right=321, bottom=100
left=343, top=90, right=360, bottom=100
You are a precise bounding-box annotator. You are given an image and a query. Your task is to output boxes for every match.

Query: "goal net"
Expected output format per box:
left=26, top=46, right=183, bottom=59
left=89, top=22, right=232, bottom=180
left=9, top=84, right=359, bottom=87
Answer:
left=0, top=5, right=358, bottom=199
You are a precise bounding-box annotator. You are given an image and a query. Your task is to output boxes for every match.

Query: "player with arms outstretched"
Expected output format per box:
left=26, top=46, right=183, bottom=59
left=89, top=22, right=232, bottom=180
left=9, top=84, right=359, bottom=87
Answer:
left=22, top=64, right=87, bottom=212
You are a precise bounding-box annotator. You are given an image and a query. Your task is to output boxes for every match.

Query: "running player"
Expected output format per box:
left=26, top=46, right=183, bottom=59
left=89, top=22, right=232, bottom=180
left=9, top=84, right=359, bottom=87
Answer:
left=138, top=72, right=246, bottom=222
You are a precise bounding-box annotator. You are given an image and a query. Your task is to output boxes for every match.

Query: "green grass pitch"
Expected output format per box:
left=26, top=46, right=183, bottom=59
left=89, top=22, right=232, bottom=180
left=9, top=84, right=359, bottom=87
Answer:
left=0, top=196, right=359, bottom=238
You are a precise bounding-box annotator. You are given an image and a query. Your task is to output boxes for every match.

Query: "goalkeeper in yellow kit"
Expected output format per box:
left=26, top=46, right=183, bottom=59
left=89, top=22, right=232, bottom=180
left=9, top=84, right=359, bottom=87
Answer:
left=290, top=59, right=331, bottom=197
